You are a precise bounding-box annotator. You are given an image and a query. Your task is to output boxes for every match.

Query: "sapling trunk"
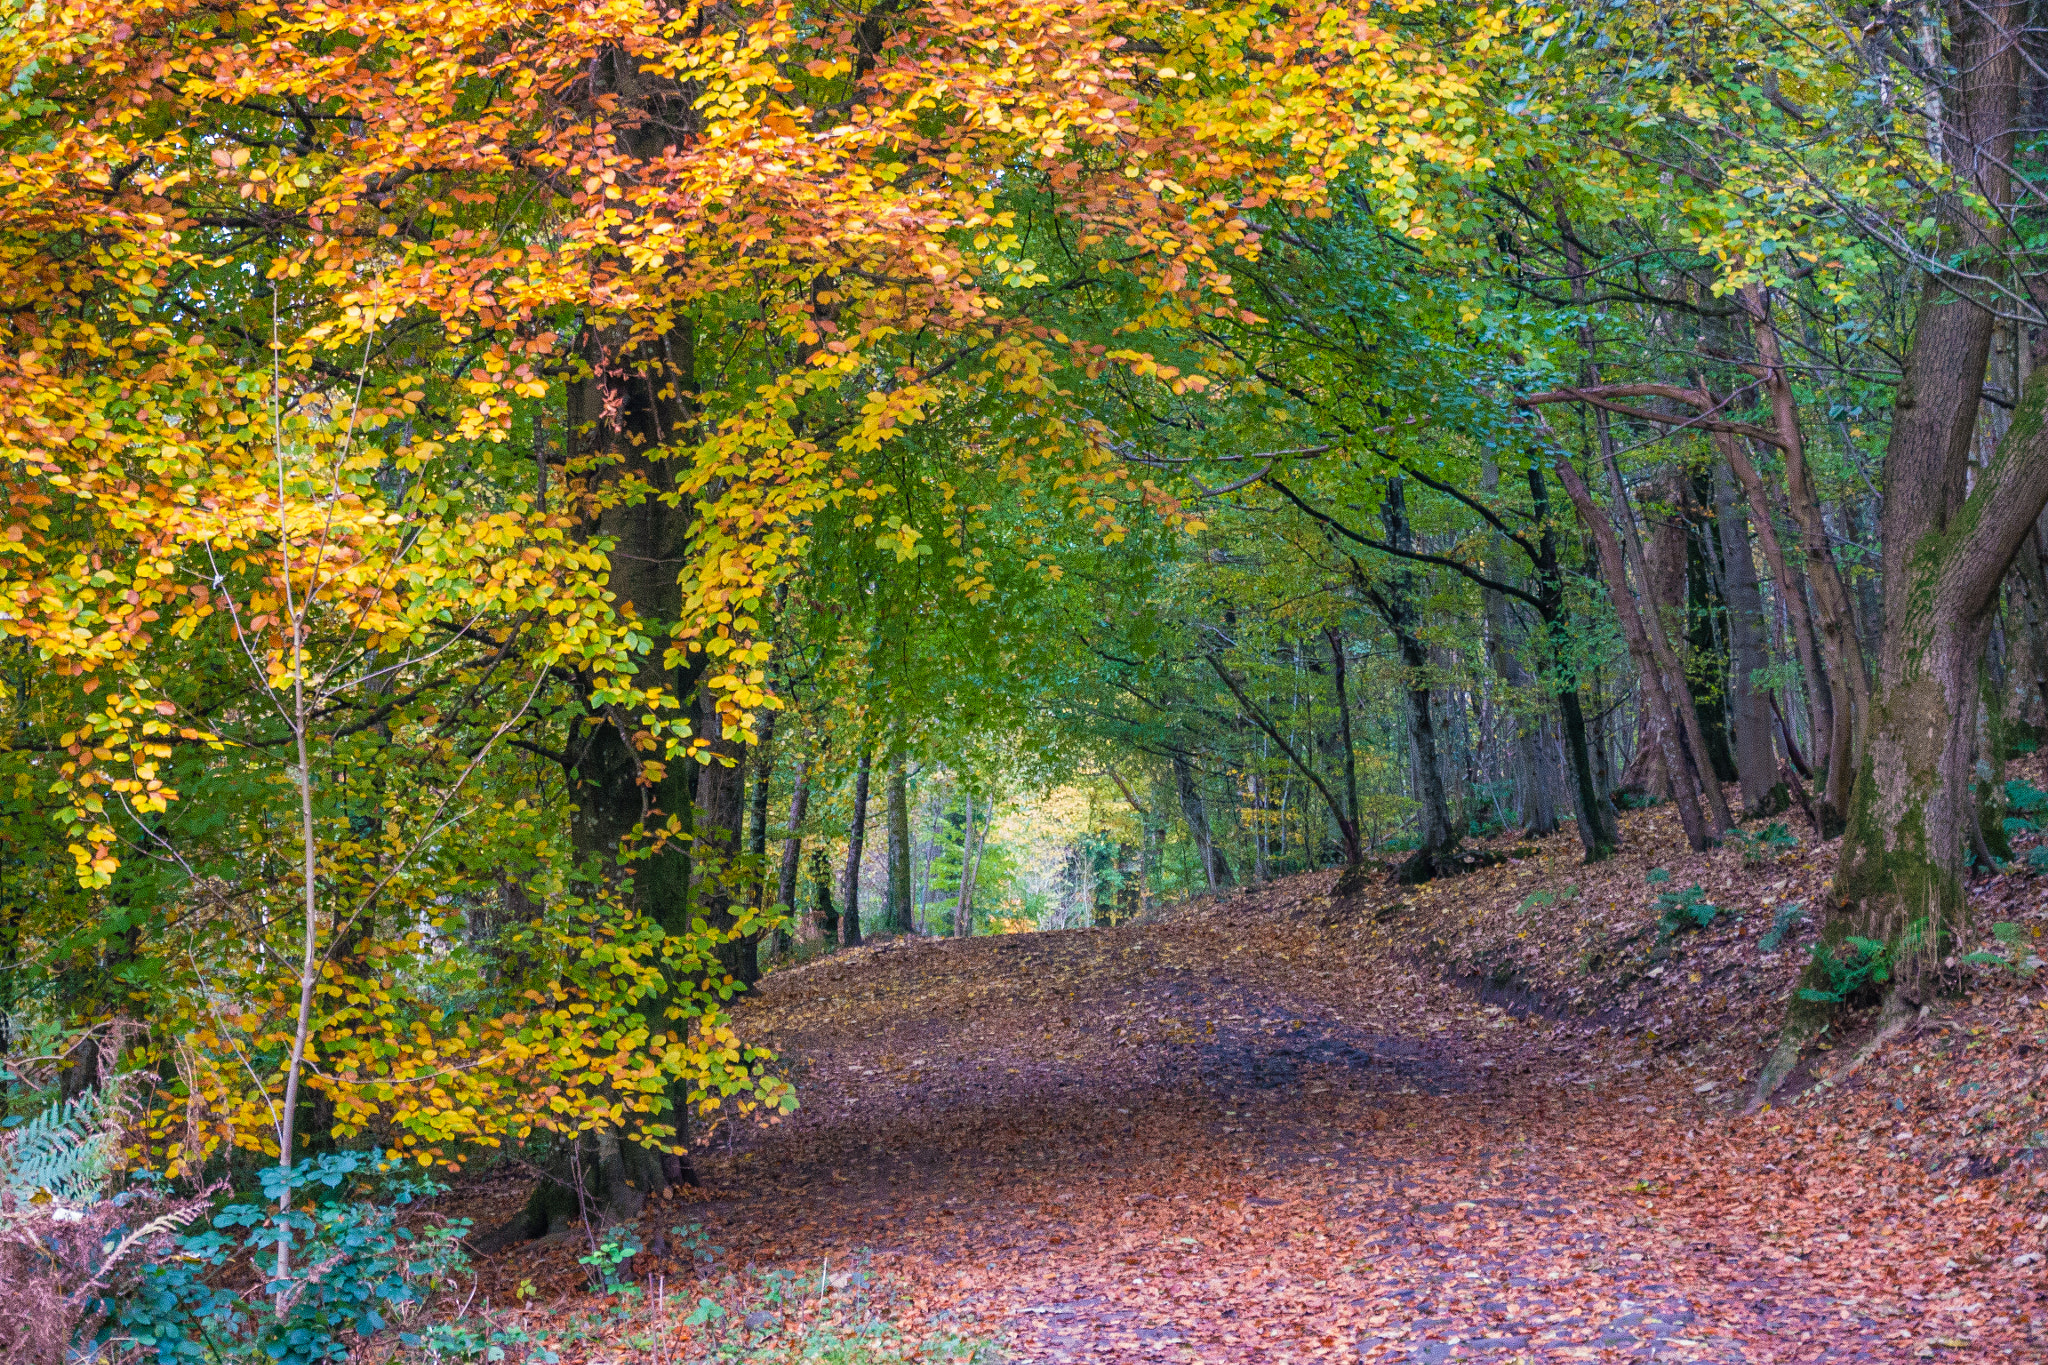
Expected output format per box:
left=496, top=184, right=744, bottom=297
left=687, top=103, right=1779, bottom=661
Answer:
left=276, top=619, right=320, bottom=1315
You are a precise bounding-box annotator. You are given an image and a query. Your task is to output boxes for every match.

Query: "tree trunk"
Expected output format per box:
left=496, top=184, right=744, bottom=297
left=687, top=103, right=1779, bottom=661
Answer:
left=1326, top=626, right=1369, bottom=893
left=1742, top=290, right=1871, bottom=826
left=841, top=747, right=873, bottom=946
left=1477, top=461, right=1562, bottom=839
left=885, top=749, right=912, bottom=935
left=1712, top=460, right=1785, bottom=816
left=1714, top=433, right=1836, bottom=788
left=1527, top=467, right=1619, bottom=857
left=776, top=755, right=811, bottom=942
left=1552, top=454, right=1716, bottom=850
left=1604, top=457, right=1734, bottom=837
left=748, top=710, right=777, bottom=959
left=1762, top=0, right=2044, bottom=1103
left=953, top=789, right=976, bottom=937
left=2008, top=526, right=2048, bottom=728
left=809, top=845, right=837, bottom=944
left=693, top=678, right=755, bottom=985
left=558, top=302, right=705, bottom=1219
left=1684, top=475, right=1740, bottom=784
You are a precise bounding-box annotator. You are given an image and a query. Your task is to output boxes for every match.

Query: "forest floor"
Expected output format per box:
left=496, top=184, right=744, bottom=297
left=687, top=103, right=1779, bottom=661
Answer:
left=446, top=792, right=2048, bottom=1364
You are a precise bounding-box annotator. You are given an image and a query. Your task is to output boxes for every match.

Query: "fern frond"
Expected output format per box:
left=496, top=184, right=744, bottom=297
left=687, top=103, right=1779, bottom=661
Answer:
left=0, top=1091, right=117, bottom=1207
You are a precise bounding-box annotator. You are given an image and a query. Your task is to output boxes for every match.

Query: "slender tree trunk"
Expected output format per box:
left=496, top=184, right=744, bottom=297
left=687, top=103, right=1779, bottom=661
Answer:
left=841, top=748, right=873, bottom=946
left=748, top=708, right=776, bottom=917
left=1553, top=454, right=1715, bottom=850
left=1713, top=461, right=1784, bottom=816
left=1358, top=479, right=1459, bottom=883
left=1601, top=452, right=1734, bottom=837
left=693, top=678, right=754, bottom=984
left=2008, top=526, right=2048, bottom=728
left=953, top=789, right=984, bottom=937
left=1715, top=434, right=1835, bottom=774
left=1554, top=196, right=1726, bottom=842
left=1326, top=626, right=1368, bottom=893
left=809, top=845, right=838, bottom=944
left=1742, top=290, right=1871, bottom=825
left=1528, top=467, right=1618, bottom=857
left=1476, top=457, right=1559, bottom=838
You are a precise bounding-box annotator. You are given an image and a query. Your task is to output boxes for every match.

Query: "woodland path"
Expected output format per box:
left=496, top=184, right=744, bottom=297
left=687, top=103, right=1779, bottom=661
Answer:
left=659, top=895, right=1958, bottom=1364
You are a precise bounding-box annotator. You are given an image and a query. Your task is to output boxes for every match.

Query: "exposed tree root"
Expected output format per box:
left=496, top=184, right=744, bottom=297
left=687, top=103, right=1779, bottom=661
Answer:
left=1747, top=989, right=1919, bottom=1113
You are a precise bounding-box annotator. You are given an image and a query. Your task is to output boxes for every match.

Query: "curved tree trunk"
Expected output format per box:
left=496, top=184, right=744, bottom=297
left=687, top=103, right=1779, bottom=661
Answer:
left=1742, top=291, right=1870, bottom=828
left=1552, top=453, right=1716, bottom=850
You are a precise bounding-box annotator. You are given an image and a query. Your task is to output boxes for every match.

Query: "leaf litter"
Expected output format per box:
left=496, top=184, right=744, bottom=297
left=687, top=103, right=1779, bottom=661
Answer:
left=448, top=792, right=2048, bottom=1363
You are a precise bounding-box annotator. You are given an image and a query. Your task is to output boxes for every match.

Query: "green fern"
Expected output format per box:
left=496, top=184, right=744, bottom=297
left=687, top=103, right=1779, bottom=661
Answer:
left=0, top=1090, right=118, bottom=1206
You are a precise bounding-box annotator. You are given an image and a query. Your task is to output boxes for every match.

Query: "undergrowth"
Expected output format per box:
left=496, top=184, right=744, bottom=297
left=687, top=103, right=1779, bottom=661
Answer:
left=409, top=1256, right=1000, bottom=1365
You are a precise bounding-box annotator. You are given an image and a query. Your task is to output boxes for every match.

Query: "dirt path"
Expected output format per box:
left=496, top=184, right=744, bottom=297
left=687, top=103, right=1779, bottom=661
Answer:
left=661, top=905, right=2007, bottom=1363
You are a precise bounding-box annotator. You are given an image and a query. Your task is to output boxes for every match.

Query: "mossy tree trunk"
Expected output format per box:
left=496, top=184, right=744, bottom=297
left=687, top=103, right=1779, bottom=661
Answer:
left=1760, top=0, right=2048, bottom=1101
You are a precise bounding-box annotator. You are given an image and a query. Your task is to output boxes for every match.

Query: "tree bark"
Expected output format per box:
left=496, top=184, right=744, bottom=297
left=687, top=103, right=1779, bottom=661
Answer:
left=559, top=306, right=705, bottom=1217
left=1714, top=431, right=1834, bottom=795
left=1326, top=626, right=1371, bottom=889
left=2008, top=526, right=2048, bottom=727
left=1600, top=452, right=1735, bottom=838
left=953, top=789, right=983, bottom=937
left=748, top=710, right=777, bottom=958
left=1741, top=288, right=1871, bottom=824
left=1478, top=460, right=1560, bottom=838
left=693, top=678, right=755, bottom=985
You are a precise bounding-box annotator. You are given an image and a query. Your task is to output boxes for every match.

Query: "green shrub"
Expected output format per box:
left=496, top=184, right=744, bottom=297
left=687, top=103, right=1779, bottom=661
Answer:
left=118, top=1151, right=470, bottom=1365
left=2025, top=846, right=2048, bottom=876
left=1518, top=883, right=1576, bottom=913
